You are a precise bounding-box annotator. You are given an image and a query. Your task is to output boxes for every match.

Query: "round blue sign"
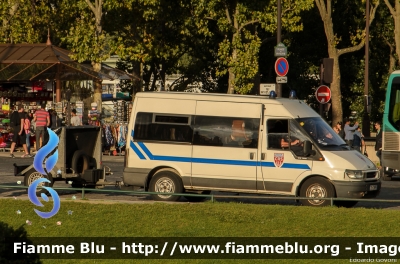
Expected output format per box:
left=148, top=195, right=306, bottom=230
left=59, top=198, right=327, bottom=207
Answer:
left=275, top=57, right=289, bottom=77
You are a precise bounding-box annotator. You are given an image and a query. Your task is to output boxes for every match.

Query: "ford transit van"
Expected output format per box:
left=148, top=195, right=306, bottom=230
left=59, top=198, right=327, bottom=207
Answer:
left=123, top=92, right=381, bottom=207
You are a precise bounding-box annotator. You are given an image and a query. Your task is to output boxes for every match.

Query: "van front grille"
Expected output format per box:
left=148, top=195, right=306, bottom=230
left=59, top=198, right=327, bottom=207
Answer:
left=365, top=172, right=377, bottom=179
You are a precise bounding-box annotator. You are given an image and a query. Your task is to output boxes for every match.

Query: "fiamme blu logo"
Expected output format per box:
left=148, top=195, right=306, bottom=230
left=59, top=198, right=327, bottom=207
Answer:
left=28, top=128, right=60, bottom=219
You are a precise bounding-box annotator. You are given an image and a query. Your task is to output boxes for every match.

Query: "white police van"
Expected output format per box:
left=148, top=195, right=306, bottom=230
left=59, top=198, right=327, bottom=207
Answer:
left=123, top=92, right=380, bottom=206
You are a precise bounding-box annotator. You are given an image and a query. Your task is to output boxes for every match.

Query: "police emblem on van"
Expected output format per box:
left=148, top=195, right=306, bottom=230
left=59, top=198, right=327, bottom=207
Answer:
left=274, top=153, right=284, bottom=168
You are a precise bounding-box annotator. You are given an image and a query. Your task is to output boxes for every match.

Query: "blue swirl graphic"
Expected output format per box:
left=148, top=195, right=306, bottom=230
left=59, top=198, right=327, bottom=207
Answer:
left=33, top=128, right=59, bottom=174
left=28, top=178, right=60, bottom=219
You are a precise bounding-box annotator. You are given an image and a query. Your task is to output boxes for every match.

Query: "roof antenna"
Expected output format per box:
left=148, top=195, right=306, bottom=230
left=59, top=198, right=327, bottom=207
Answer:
left=46, top=28, right=52, bottom=45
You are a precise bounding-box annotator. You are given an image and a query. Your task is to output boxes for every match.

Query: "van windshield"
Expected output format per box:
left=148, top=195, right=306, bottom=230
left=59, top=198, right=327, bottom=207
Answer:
left=295, top=117, right=348, bottom=150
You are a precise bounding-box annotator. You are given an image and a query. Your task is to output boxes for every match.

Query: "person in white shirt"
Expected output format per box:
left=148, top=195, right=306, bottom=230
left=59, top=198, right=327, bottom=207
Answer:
left=70, top=109, right=81, bottom=126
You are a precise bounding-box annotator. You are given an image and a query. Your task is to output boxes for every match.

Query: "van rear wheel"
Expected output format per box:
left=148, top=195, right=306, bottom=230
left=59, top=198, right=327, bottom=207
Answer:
left=300, top=177, right=334, bottom=206
left=149, top=170, right=183, bottom=201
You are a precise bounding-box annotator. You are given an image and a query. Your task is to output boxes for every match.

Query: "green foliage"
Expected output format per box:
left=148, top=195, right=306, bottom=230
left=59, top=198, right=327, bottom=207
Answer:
left=193, top=0, right=314, bottom=94
left=0, top=0, right=395, bottom=122
left=58, top=0, right=115, bottom=64
left=0, top=0, right=52, bottom=43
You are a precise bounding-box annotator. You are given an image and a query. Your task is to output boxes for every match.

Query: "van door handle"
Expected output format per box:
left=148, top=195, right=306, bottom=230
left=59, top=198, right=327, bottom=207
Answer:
left=261, top=153, right=265, bottom=160
left=250, top=152, right=255, bottom=160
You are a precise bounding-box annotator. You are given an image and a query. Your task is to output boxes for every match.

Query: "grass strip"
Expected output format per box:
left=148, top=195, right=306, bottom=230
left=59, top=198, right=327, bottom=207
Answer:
left=1, top=199, right=398, bottom=263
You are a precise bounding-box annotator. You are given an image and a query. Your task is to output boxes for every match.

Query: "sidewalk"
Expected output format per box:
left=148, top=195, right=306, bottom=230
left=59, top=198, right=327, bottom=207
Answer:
left=0, top=149, right=35, bottom=158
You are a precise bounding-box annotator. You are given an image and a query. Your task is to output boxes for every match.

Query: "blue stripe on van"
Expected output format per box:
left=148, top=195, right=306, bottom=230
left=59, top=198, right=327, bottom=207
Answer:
left=137, top=142, right=154, bottom=159
left=131, top=142, right=310, bottom=169
left=260, top=162, right=310, bottom=169
left=130, top=141, right=146, bottom=160
left=131, top=130, right=134, bottom=138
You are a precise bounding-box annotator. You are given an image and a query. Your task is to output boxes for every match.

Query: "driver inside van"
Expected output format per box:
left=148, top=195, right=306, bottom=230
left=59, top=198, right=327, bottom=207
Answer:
left=280, top=122, right=308, bottom=157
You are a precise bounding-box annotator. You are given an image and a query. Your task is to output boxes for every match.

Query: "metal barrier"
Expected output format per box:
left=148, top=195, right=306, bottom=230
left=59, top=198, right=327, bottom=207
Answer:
left=1, top=184, right=400, bottom=206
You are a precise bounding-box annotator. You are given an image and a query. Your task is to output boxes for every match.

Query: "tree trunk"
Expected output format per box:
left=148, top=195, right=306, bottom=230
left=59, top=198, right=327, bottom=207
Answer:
left=394, top=1, right=400, bottom=69
left=93, top=80, right=102, bottom=119
left=226, top=1, right=238, bottom=94
left=227, top=64, right=235, bottom=94
left=329, top=52, right=343, bottom=125
left=92, top=62, right=102, bottom=116
left=316, top=0, right=379, bottom=125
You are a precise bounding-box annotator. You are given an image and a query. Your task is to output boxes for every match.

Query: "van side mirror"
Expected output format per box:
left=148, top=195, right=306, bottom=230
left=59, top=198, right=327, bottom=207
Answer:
left=303, top=140, right=313, bottom=156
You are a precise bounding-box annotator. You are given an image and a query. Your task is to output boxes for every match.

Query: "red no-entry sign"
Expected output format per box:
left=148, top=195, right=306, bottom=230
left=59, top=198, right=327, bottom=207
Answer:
left=315, top=85, right=331, bottom=104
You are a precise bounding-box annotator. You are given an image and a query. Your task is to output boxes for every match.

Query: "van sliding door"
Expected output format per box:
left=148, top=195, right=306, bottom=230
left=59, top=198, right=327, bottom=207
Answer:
left=191, top=101, right=261, bottom=192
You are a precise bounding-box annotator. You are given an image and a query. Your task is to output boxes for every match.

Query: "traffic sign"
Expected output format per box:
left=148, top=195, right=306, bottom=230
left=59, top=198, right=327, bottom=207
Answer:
left=275, top=57, right=289, bottom=77
left=315, top=85, right=331, bottom=104
left=260, top=83, right=276, bottom=95
left=276, top=76, right=287, bottom=83
left=274, top=43, right=287, bottom=57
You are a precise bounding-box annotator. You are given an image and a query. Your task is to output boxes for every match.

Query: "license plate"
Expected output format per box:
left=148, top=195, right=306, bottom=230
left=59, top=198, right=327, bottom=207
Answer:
left=370, top=185, right=378, bottom=191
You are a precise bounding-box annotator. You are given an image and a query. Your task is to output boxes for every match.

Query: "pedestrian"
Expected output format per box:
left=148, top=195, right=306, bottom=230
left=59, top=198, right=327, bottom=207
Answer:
left=352, top=126, right=364, bottom=152
left=9, top=105, right=30, bottom=158
left=33, top=104, right=50, bottom=151
left=70, top=109, right=81, bottom=126
left=332, top=121, right=344, bottom=139
left=23, top=112, right=32, bottom=156
left=344, top=119, right=359, bottom=146
left=375, top=121, right=383, bottom=169
left=48, top=109, right=61, bottom=129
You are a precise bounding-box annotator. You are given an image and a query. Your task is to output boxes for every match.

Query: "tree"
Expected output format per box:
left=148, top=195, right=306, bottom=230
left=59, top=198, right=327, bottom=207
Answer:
left=315, top=0, right=380, bottom=125
left=383, top=0, right=400, bottom=71
left=192, top=0, right=314, bottom=94
left=58, top=0, right=117, bottom=111
left=0, top=0, right=52, bottom=43
left=106, top=0, right=221, bottom=94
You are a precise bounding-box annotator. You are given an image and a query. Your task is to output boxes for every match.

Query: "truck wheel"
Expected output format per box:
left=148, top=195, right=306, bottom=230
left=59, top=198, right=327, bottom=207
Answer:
left=300, top=177, right=334, bottom=206
left=24, top=169, right=53, bottom=194
left=71, top=150, right=90, bottom=174
left=184, top=191, right=211, bottom=202
left=149, top=170, right=183, bottom=201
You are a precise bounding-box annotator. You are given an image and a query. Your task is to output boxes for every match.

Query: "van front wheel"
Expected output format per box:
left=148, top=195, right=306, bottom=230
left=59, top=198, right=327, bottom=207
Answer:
left=300, top=177, right=334, bottom=206
left=149, top=170, right=183, bottom=201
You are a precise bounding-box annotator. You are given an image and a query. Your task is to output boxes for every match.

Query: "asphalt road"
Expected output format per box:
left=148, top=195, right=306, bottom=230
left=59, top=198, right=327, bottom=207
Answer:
left=1, top=152, right=400, bottom=209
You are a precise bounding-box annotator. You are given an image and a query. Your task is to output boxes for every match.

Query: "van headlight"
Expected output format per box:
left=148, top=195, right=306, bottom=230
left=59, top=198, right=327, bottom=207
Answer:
left=345, top=170, right=364, bottom=179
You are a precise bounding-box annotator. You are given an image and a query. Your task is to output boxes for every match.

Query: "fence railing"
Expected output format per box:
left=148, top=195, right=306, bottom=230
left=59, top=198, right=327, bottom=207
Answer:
left=1, top=185, right=400, bottom=206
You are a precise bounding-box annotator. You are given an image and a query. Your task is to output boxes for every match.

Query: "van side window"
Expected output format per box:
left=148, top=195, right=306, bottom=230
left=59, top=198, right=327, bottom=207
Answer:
left=193, top=116, right=259, bottom=148
left=134, top=112, right=193, bottom=143
left=267, top=119, right=289, bottom=149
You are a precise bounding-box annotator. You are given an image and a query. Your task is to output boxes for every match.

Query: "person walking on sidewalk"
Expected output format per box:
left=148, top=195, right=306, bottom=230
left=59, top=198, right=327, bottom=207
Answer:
left=352, top=126, right=364, bottom=152
left=33, top=104, right=50, bottom=151
left=9, top=105, right=30, bottom=158
left=333, top=121, right=345, bottom=139
left=375, top=121, right=383, bottom=168
left=344, top=119, right=359, bottom=146
left=23, top=112, right=32, bottom=156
